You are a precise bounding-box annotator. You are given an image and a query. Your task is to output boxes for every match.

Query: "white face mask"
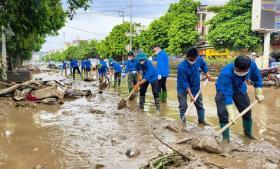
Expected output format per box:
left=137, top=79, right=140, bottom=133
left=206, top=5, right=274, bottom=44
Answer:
left=187, top=59, right=196, bottom=65
left=128, top=57, right=133, bottom=61
left=140, top=61, right=145, bottom=65
left=234, top=70, right=249, bottom=77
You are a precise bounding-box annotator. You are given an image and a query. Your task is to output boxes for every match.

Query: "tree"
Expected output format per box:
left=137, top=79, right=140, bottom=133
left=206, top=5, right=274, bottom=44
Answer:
left=136, top=0, right=199, bottom=56
left=0, top=0, right=92, bottom=70
left=207, top=0, right=262, bottom=51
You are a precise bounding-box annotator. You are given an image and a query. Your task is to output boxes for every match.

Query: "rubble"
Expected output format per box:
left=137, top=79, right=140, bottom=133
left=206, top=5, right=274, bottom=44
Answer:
left=0, top=79, right=93, bottom=105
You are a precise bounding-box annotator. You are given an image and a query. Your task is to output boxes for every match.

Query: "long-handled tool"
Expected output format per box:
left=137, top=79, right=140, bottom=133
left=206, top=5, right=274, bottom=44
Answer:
left=118, top=88, right=137, bottom=109
left=215, top=100, right=259, bottom=137
left=99, top=76, right=124, bottom=91
left=191, top=100, right=260, bottom=154
left=180, top=79, right=209, bottom=124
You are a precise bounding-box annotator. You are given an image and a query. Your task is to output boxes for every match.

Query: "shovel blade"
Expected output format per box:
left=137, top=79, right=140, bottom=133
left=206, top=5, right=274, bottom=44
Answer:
left=118, top=99, right=127, bottom=109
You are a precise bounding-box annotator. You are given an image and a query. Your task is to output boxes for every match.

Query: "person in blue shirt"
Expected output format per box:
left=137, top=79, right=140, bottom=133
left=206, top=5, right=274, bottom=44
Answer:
left=153, top=45, right=170, bottom=103
left=70, top=58, right=82, bottom=80
left=84, top=58, right=92, bottom=78
left=109, top=58, right=122, bottom=87
left=177, top=47, right=210, bottom=127
left=61, top=61, right=68, bottom=77
left=134, top=52, right=160, bottom=112
left=81, top=59, right=86, bottom=78
left=215, top=56, right=264, bottom=143
left=123, top=51, right=138, bottom=93
left=98, top=58, right=109, bottom=83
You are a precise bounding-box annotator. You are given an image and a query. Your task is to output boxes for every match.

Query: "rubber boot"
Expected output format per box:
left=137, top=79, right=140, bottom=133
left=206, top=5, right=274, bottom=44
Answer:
left=197, top=111, right=210, bottom=125
left=139, top=96, right=145, bottom=110
left=128, top=87, right=133, bottom=94
left=162, top=91, right=167, bottom=103
left=220, top=123, right=230, bottom=143
left=159, top=92, right=163, bottom=102
left=243, top=119, right=256, bottom=139
left=154, top=97, right=160, bottom=113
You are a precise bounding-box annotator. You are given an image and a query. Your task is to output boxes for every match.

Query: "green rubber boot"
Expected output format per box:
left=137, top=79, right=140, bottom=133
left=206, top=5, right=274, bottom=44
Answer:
left=159, top=92, right=163, bottom=102
left=243, top=119, right=256, bottom=139
left=220, top=123, right=230, bottom=143
left=162, top=91, right=167, bottom=103
left=128, top=87, right=133, bottom=94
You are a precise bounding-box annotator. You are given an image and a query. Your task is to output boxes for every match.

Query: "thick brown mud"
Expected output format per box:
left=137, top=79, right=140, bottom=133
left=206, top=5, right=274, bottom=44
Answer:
left=0, top=73, right=280, bottom=169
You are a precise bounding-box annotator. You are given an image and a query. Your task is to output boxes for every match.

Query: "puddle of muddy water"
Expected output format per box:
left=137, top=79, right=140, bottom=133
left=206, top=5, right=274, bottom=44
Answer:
left=0, top=73, right=280, bottom=169
left=115, top=78, right=280, bottom=147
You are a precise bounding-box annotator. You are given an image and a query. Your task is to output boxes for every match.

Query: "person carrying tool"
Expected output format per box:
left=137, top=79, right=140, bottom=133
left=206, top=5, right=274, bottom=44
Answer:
left=153, top=45, right=169, bottom=103
left=70, top=58, right=82, bottom=80
left=123, top=51, right=138, bottom=93
left=109, top=58, right=122, bottom=87
left=177, top=47, right=210, bottom=126
left=134, top=52, right=160, bottom=112
left=215, top=56, right=264, bottom=143
left=98, top=58, right=109, bottom=83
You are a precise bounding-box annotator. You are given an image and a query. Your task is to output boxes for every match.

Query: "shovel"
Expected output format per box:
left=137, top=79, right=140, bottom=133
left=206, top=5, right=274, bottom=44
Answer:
left=118, top=88, right=138, bottom=109
left=191, top=100, right=259, bottom=154
left=180, top=79, right=209, bottom=126
left=99, top=77, right=124, bottom=91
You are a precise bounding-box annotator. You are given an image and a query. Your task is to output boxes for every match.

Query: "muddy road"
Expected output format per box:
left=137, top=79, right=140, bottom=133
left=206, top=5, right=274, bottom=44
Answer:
left=0, top=73, right=280, bottom=169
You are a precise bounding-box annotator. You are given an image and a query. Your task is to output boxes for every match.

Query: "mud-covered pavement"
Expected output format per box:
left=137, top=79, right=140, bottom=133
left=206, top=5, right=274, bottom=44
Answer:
left=0, top=72, right=280, bottom=169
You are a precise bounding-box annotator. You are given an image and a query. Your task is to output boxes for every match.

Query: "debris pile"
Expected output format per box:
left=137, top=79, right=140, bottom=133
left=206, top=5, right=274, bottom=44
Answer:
left=0, top=79, right=92, bottom=105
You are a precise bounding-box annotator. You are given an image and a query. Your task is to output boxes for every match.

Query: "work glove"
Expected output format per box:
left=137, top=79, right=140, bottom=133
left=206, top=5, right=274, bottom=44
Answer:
left=226, top=104, right=237, bottom=124
left=132, top=71, right=137, bottom=74
left=158, top=74, right=162, bottom=80
left=122, top=73, right=126, bottom=78
left=255, top=88, right=264, bottom=102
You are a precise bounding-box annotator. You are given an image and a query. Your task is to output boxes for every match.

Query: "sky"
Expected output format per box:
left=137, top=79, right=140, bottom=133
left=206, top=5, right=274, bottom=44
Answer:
left=40, top=0, right=228, bottom=52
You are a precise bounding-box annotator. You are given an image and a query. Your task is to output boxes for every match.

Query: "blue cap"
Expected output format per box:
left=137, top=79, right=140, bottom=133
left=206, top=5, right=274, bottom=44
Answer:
left=136, top=52, right=148, bottom=61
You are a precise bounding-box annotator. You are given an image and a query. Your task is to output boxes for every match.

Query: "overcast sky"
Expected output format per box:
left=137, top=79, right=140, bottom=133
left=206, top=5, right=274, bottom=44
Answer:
left=40, top=0, right=228, bottom=52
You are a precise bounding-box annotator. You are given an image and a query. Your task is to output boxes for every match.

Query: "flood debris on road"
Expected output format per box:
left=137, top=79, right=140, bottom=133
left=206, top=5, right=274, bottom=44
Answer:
left=0, top=78, right=94, bottom=105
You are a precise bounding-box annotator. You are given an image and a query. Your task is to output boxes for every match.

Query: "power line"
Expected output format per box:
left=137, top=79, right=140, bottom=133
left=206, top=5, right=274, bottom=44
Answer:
left=66, top=25, right=107, bottom=36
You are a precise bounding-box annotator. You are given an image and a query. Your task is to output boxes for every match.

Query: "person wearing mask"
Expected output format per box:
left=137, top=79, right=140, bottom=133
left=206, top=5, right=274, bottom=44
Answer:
left=70, top=58, right=82, bottom=80
left=134, top=52, right=160, bottom=112
left=177, top=47, right=211, bottom=127
left=109, top=58, right=122, bottom=87
left=123, top=51, right=138, bottom=93
left=153, top=45, right=170, bottom=103
left=215, top=56, right=264, bottom=143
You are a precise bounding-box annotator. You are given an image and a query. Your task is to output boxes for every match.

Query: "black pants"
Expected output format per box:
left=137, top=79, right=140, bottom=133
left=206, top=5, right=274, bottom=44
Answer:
left=72, top=67, right=81, bottom=80
left=158, top=77, right=167, bottom=93
left=114, top=72, right=121, bottom=86
left=215, top=92, right=251, bottom=124
left=140, top=80, right=159, bottom=98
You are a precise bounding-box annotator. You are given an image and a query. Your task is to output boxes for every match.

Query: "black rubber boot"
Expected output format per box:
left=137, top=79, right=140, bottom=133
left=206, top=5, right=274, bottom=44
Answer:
left=139, top=96, right=145, bottom=110
left=155, top=97, right=160, bottom=113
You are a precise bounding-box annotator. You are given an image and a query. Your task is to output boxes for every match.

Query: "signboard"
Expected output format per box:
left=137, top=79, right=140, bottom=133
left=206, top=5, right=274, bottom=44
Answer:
left=252, top=0, right=280, bottom=31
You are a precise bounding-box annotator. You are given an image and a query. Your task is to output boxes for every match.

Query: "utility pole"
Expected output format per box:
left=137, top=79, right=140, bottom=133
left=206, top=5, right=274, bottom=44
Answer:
left=1, top=26, right=7, bottom=80
left=129, top=0, right=133, bottom=51
left=118, top=10, right=125, bottom=24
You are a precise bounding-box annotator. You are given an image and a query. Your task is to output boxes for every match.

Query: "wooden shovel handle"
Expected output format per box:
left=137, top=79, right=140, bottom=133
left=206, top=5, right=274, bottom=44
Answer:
left=126, top=88, right=136, bottom=100
left=180, top=79, right=209, bottom=123
left=215, top=100, right=259, bottom=137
